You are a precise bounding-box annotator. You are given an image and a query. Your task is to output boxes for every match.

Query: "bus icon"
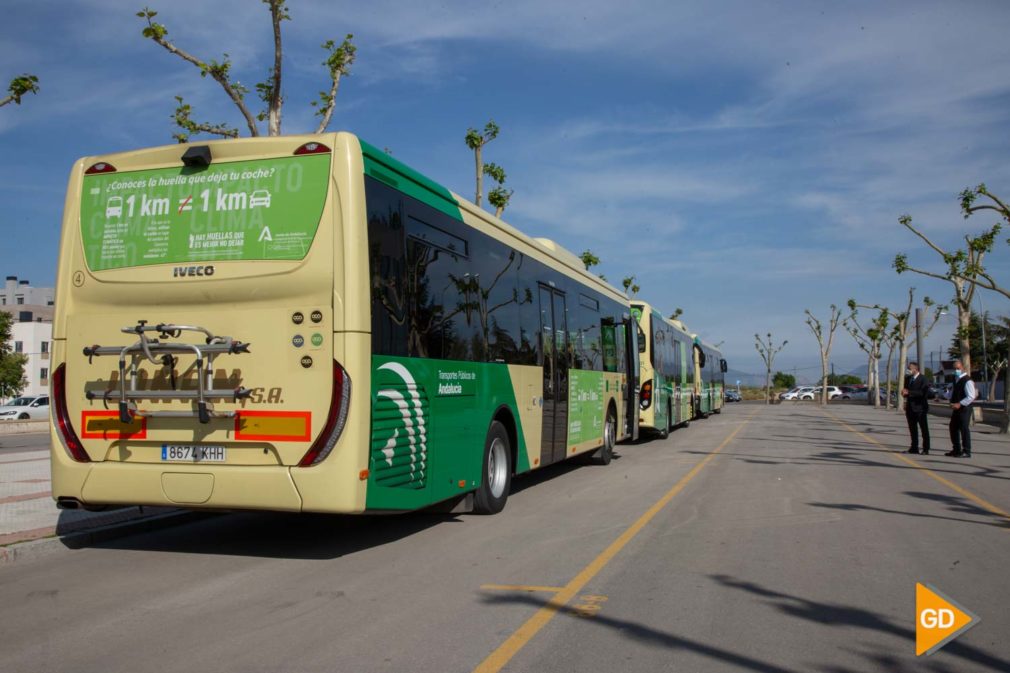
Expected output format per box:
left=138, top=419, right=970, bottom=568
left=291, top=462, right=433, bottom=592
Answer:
left=106, top=196, right=123, bottom=219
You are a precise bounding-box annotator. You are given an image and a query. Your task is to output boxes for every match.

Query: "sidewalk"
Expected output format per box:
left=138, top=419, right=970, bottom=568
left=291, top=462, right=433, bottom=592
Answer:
left=0, top=433, right=183, bottom=558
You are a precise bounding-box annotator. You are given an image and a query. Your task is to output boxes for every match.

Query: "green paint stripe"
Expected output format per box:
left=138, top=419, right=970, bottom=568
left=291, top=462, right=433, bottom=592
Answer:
left=359, top=139, right=463, bottom=220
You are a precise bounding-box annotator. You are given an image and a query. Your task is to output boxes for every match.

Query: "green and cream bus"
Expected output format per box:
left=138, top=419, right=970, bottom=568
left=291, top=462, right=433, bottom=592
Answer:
left=50, top=132, right=640, bottom=515
left=630, top=303, right=693, bottom=436
left=694, top=339, right=727, bottom=416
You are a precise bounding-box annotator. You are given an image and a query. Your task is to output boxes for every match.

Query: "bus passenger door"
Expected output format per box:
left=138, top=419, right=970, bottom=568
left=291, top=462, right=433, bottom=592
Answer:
left=539, top=285, right=569, bottom=465
left=624, top=314, right=640, bottom=441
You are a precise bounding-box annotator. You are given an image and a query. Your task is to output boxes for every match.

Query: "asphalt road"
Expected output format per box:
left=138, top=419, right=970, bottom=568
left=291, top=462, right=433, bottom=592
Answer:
left=0, top=431, right=48, bottom=454
left=1, top=405, right=1008, bottom=673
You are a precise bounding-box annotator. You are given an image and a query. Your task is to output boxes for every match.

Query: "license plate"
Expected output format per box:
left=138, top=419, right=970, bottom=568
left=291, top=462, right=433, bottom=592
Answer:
left=161, top=444, right=226, bottom=462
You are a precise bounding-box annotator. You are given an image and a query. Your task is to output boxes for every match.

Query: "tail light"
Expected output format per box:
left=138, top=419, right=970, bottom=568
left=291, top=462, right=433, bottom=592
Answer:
left=85, top=162, right=117, bottom=174
left=52, top=364, right=90, bottom=462
left=298, top=360, right=351, bottom=466
left=294, top=142, right=331, bottom=155
left=640, top=379, right=653, bottom=410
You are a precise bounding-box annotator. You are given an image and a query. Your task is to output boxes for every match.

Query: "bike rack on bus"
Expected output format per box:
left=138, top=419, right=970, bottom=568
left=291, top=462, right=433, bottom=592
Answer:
left=82, top=320, right=253, bottom=424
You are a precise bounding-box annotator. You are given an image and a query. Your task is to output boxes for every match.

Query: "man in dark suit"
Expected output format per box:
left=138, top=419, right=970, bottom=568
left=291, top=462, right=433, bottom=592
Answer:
left=902, top=361, right=930, bottom=454
left=946, top=359, right=977, bottom=458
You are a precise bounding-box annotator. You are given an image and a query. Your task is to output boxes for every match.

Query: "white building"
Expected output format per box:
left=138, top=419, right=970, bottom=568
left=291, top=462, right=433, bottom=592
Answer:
left=2, top=277, right=55, bottom=401
left=1, top=275, right=54, bottom=310
left=9, top=318, right=52, bottom=399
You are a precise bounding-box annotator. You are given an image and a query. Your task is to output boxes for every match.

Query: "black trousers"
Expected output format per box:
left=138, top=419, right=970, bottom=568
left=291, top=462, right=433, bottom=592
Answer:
left=906, top=407, right=930, bottom=451
left=949, top=407, right=972, bottom=454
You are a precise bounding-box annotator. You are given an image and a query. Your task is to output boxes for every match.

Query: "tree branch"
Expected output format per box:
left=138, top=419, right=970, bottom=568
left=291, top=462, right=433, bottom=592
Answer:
left=898, top=215, right=949, bottom=258
left=138, top=9, right=260, bottom=136
left=266, top=0, right=286, bottom=136
left=314, top=34, right=355, bottom=134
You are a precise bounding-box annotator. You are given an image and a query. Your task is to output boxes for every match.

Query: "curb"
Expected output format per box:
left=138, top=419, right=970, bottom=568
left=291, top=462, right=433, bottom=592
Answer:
left=0, top=509, right=211, bottom=567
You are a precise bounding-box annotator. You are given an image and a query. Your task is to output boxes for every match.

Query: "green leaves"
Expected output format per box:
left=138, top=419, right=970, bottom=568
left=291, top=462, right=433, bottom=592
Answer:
left=621, top=275, right=640, bottom=296
left=579, top=249, right=601, bottom=270
left=893, top=253, right=908, bottom=274
left=2, top=74, right=40, bottom=107
left=465, top=120, right=500, bottom=150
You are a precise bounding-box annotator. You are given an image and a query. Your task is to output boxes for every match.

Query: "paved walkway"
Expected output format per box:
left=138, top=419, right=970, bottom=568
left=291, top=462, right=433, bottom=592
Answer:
left=0, top=432, right=175, bottom=548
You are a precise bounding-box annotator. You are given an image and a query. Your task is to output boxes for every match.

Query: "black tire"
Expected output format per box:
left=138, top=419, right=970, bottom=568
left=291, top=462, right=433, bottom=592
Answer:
left=474, top=420, right=511, bottom=515
left=18, top=412, right=30, bottom=420
left=592, top=406, right=617, bottom=465
left=658, top=401, right=670, bottom=439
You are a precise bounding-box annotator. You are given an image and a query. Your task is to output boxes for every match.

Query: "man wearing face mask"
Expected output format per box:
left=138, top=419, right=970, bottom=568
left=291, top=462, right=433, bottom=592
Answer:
left=946, top=359, right=976, bottom=458
left=902, top=362, right=930, bottom=454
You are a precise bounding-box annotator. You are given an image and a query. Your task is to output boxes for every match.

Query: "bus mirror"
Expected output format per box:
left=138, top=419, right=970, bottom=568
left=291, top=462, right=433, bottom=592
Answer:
left=720, top=359, right=728, bottom=373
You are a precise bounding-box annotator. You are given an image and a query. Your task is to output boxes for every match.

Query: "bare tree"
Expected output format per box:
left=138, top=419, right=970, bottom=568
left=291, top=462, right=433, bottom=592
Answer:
left=957, top=184, right=1010, bottom=302
left=893, top=194, right=1003, bottom=379
left=755, top=333, right=787, bottom=404
left=804, top=305, right=842, bottom=405
left=464, top=120, right=499, bottom=206
left=137, top=3, right=355, bottom=141
left=0, top=74, right=39, bottom=108
left=845, top=302, right=890, bottom=408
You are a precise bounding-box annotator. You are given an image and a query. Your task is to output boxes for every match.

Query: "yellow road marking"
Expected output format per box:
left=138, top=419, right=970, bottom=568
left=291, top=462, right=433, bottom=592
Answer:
left=480, top=584, right=565, bottom=593
left=473, top=410, right=757, bottom=673
left=824, top=410, right=1010, bottom=523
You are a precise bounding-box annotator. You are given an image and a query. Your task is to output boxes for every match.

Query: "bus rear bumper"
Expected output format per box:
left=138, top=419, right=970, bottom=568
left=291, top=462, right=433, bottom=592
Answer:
left=73, top=462, right=304, bottom=512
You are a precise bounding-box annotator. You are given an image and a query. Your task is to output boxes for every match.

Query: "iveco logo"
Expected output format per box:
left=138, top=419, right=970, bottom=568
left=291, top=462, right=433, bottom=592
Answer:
left=173, top=265, right=215, bottom=278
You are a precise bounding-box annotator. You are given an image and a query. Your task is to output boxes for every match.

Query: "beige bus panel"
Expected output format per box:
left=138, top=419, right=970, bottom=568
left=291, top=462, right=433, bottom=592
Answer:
left=51, top=133, right=371, bottom=513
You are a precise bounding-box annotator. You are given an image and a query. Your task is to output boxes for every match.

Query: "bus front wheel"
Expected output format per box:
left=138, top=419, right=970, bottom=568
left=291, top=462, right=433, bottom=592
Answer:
left=474, top=420, right=511, bottom=515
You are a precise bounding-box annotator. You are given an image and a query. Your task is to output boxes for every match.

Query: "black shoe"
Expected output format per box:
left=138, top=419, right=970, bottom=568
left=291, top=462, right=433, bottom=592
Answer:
left=922, top=450, right=929, bottom=455
left=945, top=450, right=962, bottom=457
left=907, top=448, right=920, bottom=454
left=963, top=452, right=971, bottom=458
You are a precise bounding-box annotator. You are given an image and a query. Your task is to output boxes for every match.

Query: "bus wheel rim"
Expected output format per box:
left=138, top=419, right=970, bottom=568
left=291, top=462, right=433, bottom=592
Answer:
left=605, top=415, right=615, bottom=449
left=488, top=437, right=507, bottom=498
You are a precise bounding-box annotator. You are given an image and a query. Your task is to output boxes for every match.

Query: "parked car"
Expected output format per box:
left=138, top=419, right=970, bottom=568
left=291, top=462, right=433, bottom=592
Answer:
left=847, top=386, right=869, bottom=401
left=725, top=389, right=742, bottom=402
left=0, top=395, right=50, bottom=420
left=781, top=386, right=815, bottom=400
left=801, top=386, right=843, bottom=400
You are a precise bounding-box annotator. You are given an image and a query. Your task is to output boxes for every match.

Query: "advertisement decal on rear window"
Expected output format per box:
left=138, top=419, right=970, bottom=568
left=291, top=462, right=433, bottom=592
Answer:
left=80, top=154, right=330, bottom=271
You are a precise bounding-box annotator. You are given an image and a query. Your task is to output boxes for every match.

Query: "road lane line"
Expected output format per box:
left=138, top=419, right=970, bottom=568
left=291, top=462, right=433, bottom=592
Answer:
left=825, top=410, right=1010, bottom=524
left=473, top=410, right=757, bottom=673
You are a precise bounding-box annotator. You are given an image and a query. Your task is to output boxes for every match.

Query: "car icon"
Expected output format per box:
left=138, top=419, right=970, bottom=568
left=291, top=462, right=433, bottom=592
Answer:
left=106, top=196, right=123, bottom=218
left=249, top=189, right=272, bottom=208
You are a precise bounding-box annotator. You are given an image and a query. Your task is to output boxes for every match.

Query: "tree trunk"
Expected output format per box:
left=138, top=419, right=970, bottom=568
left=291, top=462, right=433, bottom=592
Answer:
left=1001, top=364, right=1009, bottom=435
left=896, top=342, right=909, bottom=413
left=884, top=343, right=895, bottom=410
left=765, top=367, right=772, bottom=405
left=872, top=353, right=880, bottom=408
left=474, top=145, right=483, bottom=206
left=955, top=291, right=972, bottom=377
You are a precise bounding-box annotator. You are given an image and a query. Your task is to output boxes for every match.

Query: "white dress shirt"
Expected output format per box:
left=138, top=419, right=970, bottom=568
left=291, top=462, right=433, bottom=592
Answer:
left=955, top=372, right=977, bottom=406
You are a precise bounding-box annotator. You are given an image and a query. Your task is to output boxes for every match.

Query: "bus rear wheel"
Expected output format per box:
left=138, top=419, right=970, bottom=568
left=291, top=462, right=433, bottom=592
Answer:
left=592, top=407, right=617, bottom=465
left=474, top=420, right=511, bottom=515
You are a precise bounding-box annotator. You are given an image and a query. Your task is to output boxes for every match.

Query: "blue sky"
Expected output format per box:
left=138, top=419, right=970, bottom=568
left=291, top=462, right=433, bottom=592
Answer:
left=3, top=0, right=1010, bottom=381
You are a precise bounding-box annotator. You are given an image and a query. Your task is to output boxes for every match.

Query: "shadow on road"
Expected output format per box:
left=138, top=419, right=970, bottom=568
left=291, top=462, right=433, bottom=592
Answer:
left=709, top=574, right=1009, bottom=673
left=65, top=510, right=460, bottom=560
left=479, top=591, right=804, bottom=673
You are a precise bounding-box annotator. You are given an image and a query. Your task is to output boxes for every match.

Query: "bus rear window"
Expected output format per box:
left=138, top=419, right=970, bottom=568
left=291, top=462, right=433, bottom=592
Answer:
left=79, top=154, right=330, bottom=271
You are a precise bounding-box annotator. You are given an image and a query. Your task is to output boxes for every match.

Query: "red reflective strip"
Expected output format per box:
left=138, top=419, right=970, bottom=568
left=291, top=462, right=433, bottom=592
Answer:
left=80, top=411, right=148, bottom=439
left=234, top=410, right=312, bottom=442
